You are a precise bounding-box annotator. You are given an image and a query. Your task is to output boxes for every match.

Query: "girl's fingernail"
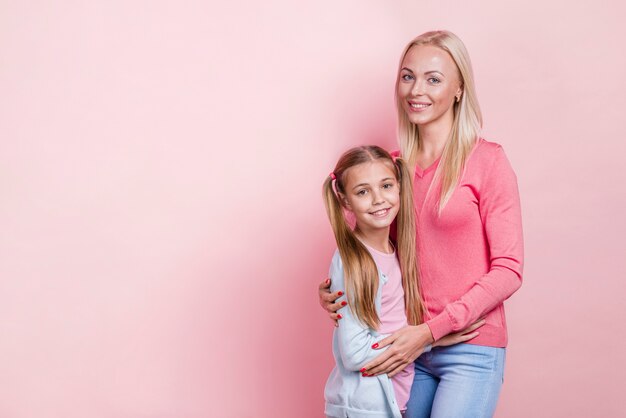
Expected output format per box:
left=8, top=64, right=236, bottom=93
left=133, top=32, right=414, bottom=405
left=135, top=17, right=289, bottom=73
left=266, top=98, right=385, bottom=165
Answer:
left=372, top=343, right=379, bottom=349
left=341, top=301, right=347, bottom=306
left=360, top=368, right=366, bottom=372
left=337, top=314, right=342, bottom=319
left=362, top=373, right=368, bottom=377
left=337, top=291, right=343, bottom=296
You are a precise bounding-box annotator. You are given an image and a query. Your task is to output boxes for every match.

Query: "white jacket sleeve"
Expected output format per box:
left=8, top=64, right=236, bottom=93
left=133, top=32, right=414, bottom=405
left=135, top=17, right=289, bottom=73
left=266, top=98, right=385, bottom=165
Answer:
left=329, top=252, right=390, bottom=372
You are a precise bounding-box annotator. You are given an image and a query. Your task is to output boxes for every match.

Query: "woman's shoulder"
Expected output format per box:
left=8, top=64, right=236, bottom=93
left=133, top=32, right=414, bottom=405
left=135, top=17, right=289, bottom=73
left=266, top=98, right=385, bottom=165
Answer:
left=468, top=138, right=509, bottom=166
left=475, top=137, right=505, bottom=154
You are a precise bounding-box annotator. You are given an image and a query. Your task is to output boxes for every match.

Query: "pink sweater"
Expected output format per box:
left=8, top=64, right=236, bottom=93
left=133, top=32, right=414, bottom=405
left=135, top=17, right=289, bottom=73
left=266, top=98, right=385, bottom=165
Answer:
left=393, top=138, right=523, bottom=347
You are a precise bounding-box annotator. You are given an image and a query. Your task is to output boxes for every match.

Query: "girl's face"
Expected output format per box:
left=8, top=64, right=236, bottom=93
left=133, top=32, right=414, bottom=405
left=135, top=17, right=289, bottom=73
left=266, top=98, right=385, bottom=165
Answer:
left=397, top=44, right=463, bottom=127
left=341, top=160, right=400, bottom=234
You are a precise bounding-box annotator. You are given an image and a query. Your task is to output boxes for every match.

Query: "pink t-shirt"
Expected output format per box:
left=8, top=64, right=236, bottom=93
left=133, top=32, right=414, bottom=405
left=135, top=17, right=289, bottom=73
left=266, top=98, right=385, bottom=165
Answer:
left=364, top=243, right=414, bottom=412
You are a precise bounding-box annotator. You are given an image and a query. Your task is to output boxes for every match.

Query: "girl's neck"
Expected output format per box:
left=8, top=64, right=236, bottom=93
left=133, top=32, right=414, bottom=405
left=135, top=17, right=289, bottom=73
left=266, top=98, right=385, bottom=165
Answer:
left=354, top=226, right=394, bottom=254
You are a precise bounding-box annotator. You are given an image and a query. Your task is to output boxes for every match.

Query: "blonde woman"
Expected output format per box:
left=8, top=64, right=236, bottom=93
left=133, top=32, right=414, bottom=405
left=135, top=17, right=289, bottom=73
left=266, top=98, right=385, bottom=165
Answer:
left=319, top=31, right=523, bottom=417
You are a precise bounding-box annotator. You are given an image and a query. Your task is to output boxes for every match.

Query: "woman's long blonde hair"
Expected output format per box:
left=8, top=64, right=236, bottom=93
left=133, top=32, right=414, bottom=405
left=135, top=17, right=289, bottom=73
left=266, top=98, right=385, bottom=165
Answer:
left=395, top=30, right=483, bottom=212
left=322, top=146, right=424, bottom=329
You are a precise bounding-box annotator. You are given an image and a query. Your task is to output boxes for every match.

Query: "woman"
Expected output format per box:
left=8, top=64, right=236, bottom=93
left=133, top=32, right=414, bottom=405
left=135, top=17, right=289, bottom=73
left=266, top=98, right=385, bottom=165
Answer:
left=318, top=30, right=523, bottom=418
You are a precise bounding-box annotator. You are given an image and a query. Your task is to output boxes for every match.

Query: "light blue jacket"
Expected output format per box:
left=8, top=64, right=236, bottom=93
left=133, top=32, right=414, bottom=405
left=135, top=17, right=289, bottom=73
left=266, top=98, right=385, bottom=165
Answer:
left=324, top=249, right=422, bottom=418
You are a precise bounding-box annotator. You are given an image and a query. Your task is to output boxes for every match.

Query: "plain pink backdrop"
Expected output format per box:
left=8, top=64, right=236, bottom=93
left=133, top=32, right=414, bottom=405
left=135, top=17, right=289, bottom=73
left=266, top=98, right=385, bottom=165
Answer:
left=1, top=1, right=625, bottom=417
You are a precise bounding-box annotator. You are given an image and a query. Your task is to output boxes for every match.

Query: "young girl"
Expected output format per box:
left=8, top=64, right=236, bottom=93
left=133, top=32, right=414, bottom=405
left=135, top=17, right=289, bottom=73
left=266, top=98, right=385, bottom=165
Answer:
left=322, top=145, right=419, bottom=418
left=322, top=146, right=479, bottom=418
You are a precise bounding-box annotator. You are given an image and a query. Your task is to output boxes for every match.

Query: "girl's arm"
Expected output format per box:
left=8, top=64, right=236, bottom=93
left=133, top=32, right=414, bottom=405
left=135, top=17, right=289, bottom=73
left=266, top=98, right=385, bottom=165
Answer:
left=328, top=252, right=392, bottom=372
left=425, top=145, right=523, bottom=341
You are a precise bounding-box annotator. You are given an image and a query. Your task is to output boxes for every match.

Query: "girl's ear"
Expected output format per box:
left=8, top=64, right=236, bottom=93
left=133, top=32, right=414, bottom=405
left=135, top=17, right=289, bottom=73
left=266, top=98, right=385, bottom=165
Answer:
left=338, top=193, right=352, bottom=211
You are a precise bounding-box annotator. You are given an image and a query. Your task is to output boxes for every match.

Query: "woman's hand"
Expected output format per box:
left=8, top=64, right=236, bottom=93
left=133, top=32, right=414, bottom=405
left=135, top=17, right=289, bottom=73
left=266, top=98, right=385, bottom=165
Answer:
left=433, top=319, right=486, bottom=348
left=363, top=324, right=434, bottom=377
left=318, top=278, right=345, bottom=326
left=363, top=319, right=487, bottom=377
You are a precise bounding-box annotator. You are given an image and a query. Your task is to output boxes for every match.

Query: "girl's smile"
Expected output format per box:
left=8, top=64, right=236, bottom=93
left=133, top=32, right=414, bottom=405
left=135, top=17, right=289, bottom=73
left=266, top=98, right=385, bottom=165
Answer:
left=340, top=161, right=400, bottom=234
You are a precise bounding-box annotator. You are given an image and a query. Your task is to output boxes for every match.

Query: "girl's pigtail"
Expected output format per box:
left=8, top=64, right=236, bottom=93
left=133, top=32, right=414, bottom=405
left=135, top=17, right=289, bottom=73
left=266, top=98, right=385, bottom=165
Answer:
left=394, top=158, right=425, bottom=325
left=323, top=172, right=380, bottom=329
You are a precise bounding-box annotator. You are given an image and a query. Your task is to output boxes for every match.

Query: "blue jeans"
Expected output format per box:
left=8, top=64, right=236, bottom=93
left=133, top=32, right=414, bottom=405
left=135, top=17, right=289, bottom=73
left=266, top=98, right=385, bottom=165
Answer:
left=405, top=344, right=506, bottom=418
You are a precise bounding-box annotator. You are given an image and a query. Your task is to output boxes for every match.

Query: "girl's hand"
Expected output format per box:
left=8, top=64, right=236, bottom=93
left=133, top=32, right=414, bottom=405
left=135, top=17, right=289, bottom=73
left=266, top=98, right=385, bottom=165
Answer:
left=363, top=324, right=434, bottom=378
left=318, top=278, right=345, bottom=327
left=433, top=319, right=486, bottom=347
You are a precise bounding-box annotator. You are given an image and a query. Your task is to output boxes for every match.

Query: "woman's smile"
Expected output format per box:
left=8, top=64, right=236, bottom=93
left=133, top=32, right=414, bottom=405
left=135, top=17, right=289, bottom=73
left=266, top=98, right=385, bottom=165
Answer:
left=407, top=101, right=432, bottom=112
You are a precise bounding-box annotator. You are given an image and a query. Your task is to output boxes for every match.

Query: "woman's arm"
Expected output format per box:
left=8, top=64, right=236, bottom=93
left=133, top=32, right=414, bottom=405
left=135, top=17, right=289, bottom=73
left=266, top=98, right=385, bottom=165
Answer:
left=364, top=146, right=521, bottom=377
left=425, top=145, right=523, bottom=341
left=318, top=278, right=344, bottom=326
left=362, top=319, right=486, bottom=377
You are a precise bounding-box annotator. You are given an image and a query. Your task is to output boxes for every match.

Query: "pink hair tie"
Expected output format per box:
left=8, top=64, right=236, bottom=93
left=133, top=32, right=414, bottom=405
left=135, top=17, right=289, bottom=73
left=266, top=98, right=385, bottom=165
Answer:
left=330, top=172, right=336, bottom=180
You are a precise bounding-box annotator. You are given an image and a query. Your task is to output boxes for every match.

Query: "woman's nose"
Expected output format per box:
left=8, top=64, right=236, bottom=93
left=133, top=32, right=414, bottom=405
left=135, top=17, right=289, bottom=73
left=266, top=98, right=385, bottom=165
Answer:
left=411, top=79, right=425, bottom=96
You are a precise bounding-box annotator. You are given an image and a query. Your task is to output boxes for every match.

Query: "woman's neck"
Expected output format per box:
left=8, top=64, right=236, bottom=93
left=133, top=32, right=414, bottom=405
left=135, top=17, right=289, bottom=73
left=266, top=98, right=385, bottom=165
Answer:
left=354, top=226, right=393, bottom=254
left=417, top=110, right=454, bottom=159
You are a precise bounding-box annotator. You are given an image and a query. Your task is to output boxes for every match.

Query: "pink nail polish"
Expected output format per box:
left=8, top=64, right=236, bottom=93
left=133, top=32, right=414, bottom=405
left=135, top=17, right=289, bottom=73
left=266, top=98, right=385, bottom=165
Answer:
left=337, top=314, right=342, bottom=319
left=341, top=301, right=347, bottom=306
left=372, top=343, right=379, bottom=349
left=337, top=291, right=343, bottom=296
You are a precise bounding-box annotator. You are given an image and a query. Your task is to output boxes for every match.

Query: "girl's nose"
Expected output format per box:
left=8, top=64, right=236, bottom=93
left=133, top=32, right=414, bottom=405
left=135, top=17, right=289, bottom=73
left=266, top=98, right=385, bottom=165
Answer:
left=371, top=190, right=385, bottom=205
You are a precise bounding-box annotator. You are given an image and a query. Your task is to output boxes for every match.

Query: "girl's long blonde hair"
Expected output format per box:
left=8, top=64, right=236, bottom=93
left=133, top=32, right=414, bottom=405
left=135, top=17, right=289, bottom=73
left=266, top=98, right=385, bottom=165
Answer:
left=395, top=30, right=483, bottom=213
left=322, top=146, right=424, bottom=329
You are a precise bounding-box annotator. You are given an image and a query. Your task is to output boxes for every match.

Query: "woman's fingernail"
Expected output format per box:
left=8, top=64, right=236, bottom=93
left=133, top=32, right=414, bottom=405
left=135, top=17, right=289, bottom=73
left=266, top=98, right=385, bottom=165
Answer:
left=362, top=373, right=368, bottom=377
left=325, top=278, right=330, bottom=284
left=337, top=314, right=342, bottom=319
left=341, top=301, right=347, bottom=306
left=360, top=368, right=366, bottom=372
left=337, top=291, right=343, bottom=296
left=372, top=343, right=379, bottom=349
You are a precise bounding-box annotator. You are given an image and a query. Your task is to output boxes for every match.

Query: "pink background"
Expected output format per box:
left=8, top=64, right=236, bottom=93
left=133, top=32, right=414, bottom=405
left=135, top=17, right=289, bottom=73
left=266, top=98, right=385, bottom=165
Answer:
left=1, top=1, right=625, bottom=417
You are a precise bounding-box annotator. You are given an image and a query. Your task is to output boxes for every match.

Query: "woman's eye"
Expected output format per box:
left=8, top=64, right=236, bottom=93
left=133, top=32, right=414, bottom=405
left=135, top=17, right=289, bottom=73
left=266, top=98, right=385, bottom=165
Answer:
left=401, top=74, right=414, bottom=81
left=356, top=190, right=367, bottom=196
left=428, top=77, right=441, bottom=84
left=383, top=183, right=394, bottom=189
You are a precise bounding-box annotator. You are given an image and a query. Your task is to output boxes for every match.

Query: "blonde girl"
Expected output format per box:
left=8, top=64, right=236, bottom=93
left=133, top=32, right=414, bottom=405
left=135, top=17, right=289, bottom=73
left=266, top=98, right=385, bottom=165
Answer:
left=322, top=145, right=481, bottom=418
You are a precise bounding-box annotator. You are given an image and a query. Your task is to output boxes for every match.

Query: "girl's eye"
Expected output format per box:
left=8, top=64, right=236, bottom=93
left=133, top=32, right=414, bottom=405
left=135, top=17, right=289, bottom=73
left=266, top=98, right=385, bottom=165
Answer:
left=401, top=73, right=414, bottom=81
left=428, top=77, right=441, bottom=84
left=383, top=183, right=394, bottom=189
left=356, top=190, right=367, bottom=196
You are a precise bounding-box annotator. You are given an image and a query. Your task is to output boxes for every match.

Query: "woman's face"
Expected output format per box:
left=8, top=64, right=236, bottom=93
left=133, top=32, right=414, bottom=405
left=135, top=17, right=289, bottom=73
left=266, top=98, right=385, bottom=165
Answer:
left=397, top=44, right=462, bottom=128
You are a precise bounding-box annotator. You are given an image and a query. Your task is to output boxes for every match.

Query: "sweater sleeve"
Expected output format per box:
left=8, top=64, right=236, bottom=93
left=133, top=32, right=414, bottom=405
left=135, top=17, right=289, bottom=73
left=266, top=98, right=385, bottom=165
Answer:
left=425, top=145, right=524, bottom=340
left=329, top=253, right=390, bottom=371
